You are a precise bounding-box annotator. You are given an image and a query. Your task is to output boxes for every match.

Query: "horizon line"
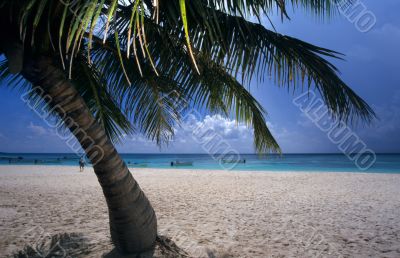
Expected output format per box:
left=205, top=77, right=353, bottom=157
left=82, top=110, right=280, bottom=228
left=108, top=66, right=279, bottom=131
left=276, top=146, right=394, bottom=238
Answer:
left=1, top=152, right=400, bottom=155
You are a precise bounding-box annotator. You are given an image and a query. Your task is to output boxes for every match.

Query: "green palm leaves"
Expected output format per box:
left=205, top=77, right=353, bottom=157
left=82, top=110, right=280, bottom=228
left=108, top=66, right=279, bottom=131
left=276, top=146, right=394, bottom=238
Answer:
left=0, top=0, right=374, bottom=153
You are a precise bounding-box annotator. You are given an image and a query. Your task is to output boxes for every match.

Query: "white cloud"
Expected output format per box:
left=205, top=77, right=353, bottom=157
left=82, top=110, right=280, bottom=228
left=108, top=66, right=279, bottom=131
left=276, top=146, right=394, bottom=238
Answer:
left=117, top=114, right=324, bottom=153
left=118, top=114, right=259, bottom=153
left=128, top=135, right=155, bottom=146
left=366, top=23, right=400, bottom=62
left=28, top=122, right=47, bottom=136
left=363, top=90, right=400, bottom=136
left=296, top=113, right=315, bottom=128
left=372, top=23, right=400, bottom=38
left=185, top=114, right=253, bottom=141
left=171, top=114, right=256, bottom=153
left=347, top=45, right=376, bottom=61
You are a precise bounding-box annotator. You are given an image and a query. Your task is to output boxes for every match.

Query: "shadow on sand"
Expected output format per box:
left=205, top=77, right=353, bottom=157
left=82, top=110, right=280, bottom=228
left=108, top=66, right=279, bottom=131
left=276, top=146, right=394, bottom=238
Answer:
left=10, top=233, right=230, bottom=258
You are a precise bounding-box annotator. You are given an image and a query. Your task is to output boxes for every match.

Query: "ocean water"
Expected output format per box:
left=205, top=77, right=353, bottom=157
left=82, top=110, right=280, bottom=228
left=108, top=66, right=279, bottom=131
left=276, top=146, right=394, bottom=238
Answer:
left=1, top=153, right=400, bottom=173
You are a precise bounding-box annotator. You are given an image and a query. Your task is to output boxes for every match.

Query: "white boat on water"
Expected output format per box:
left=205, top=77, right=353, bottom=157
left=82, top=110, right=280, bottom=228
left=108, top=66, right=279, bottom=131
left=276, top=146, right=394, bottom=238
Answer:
left=128, top=163, right=148, bottom=168
left=171, top=161, right=193, bottom=166
left=221, top=159, right=246, bottom=164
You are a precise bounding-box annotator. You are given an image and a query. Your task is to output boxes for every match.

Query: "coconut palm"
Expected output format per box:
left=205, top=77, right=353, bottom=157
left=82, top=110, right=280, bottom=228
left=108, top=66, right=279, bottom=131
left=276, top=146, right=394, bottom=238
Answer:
left=0, top=0, right=374, bottom=255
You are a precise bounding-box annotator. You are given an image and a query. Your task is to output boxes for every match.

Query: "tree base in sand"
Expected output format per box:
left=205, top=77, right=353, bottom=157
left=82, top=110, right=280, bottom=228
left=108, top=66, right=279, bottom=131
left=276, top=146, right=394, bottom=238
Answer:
left=10, top=233, right=190, bottom=258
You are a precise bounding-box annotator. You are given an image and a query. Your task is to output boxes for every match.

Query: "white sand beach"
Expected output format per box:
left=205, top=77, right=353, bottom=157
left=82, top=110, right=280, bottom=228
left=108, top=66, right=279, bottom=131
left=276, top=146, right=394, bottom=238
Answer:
left=1, top=166, right=400, bottom=257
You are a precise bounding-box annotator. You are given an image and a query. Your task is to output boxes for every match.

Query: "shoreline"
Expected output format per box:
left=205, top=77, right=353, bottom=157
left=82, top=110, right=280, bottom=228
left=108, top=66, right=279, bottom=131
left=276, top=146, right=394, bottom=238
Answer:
left=0, top=164, right=400, bottom=175
left=1, top=165, right=400, bottom=257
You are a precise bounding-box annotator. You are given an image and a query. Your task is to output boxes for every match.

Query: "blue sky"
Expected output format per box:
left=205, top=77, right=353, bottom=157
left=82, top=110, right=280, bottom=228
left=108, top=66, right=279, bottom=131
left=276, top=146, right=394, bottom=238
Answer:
left=0, top=0, right=399, bottom=154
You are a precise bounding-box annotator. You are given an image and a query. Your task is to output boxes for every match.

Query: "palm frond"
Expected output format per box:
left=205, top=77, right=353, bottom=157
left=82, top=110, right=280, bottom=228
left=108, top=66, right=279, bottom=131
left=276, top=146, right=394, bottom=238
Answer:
left=114, top=9, right=375, bottom=123
left=72, top=53, right=135, bottom=144
left=89, top=40, right=188, bottom=145
left=6, top=0, right=347, bottom=74
left=89, top=29, right=281, bottom=153
left=0, top=57, right=134, bottom=144
left=185, top=0, right=341, bottom=20
left=0, top=0, right=373, bottom=154
left=0, top=58, right=31, bottom=92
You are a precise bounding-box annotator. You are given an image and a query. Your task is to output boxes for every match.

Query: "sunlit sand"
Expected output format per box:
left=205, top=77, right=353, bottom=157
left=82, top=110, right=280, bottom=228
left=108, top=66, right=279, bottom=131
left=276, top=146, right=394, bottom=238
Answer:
left=1, top=166, right=400, bottom=257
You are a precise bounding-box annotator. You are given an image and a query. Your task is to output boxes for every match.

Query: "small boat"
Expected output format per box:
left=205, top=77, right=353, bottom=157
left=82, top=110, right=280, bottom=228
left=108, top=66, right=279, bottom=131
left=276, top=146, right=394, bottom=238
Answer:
left=8, top=158, right=33, bottom=164
left=128, top=162, right=148, bottom=168
left=221, top=159, right=246, bottom=164
left=3, top=157, right=25, bottom=163
left=63, top=156, right=79, bottom=160
left=171, top=161, right=193, bottom=166
left=40, top=159, right=62, bottom=164
left=0, top=156, right=14, bottom=160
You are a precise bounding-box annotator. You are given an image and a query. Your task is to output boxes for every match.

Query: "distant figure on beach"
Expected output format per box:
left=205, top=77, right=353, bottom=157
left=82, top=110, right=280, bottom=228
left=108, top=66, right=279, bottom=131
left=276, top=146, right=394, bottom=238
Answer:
left=171, top=161, right=174, bottom=167
left=79, top=157, right=85, bottom=172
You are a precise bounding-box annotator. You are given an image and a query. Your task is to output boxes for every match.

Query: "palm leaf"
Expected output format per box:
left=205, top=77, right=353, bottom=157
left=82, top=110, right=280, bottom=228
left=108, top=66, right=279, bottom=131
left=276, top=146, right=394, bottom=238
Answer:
left=0, top=57, right=134, bottom=144
left=0, top=0, right=373, bottom=154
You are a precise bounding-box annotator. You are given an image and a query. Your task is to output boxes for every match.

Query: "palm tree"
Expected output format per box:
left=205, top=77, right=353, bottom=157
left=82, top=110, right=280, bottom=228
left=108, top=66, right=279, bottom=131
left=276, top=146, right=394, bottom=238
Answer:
left=0, top=0, right=374, bottom=255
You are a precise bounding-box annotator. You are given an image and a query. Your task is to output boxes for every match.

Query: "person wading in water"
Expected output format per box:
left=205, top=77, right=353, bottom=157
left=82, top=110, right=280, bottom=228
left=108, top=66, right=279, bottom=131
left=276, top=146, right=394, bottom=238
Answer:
left=79, top=157, right=85, bottom=172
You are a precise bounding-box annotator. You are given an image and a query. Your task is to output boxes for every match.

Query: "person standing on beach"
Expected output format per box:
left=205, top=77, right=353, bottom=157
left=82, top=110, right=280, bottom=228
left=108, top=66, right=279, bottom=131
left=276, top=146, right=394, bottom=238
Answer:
left=79, top=157, right=85, bottom=172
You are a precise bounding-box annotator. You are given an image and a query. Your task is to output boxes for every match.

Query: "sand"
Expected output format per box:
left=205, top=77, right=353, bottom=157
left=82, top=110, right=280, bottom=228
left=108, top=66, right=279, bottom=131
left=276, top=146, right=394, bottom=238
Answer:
left=1, top=166, right=400, bottom=257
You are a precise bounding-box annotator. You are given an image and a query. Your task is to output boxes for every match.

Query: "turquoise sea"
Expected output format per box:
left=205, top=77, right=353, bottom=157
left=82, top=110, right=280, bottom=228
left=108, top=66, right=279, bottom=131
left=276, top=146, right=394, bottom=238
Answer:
left=0, top=153, right=399, bottom=173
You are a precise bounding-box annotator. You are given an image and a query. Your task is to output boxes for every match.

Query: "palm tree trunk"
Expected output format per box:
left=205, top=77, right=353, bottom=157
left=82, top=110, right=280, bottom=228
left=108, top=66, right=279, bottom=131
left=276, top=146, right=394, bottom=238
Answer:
left=21, top=55, right=157, bottom=255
